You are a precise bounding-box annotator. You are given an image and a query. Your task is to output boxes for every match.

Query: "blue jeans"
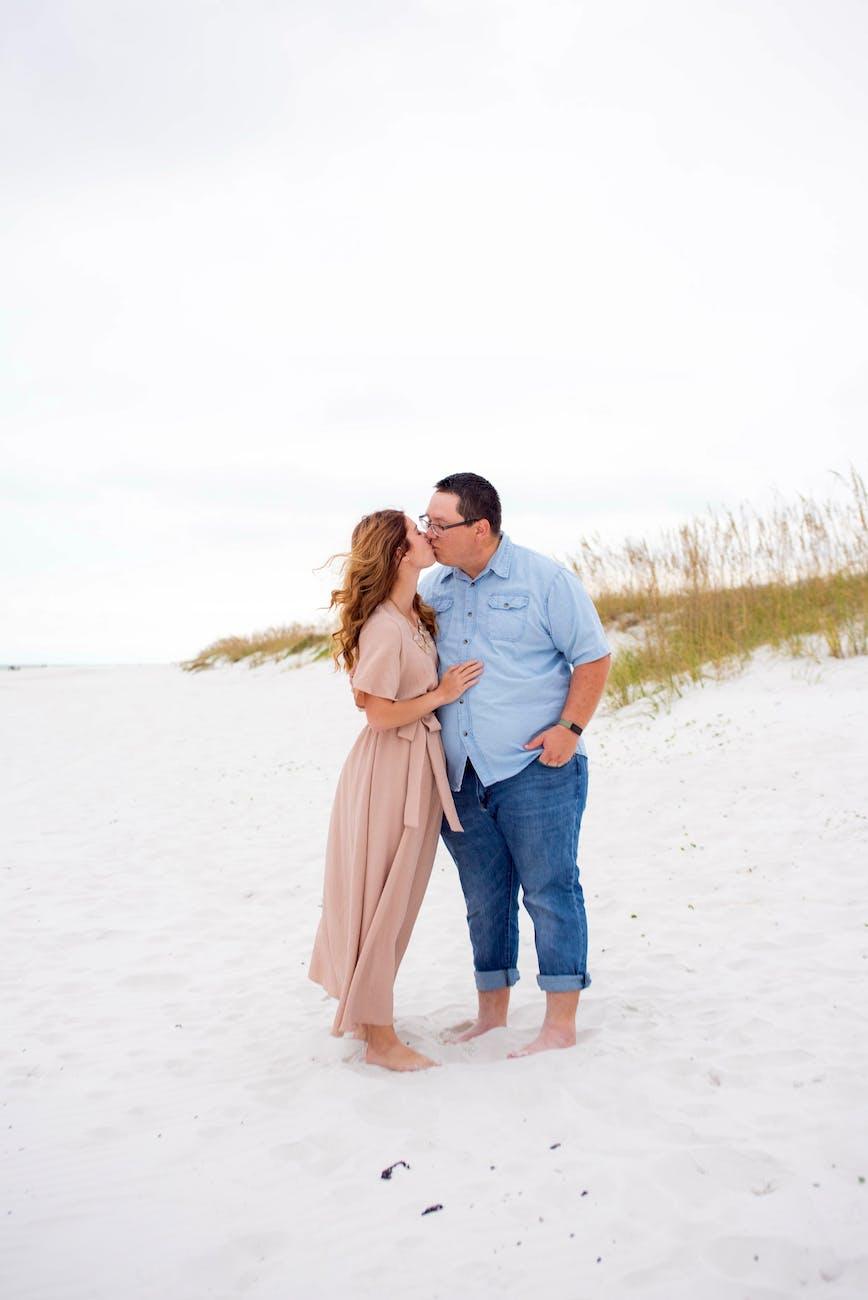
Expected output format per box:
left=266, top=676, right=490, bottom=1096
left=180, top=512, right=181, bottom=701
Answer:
left=440, top=754, right=591, bottom=992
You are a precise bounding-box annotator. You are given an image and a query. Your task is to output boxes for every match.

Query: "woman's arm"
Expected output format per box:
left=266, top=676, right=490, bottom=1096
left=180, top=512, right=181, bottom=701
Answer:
left=357, top=686, right=445, bottom=732
left=357, top=659, right=484, bottom=732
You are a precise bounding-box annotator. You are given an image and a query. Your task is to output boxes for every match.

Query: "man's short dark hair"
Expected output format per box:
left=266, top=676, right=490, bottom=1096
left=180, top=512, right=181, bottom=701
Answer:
left=434, top=472, right=502, bottom=537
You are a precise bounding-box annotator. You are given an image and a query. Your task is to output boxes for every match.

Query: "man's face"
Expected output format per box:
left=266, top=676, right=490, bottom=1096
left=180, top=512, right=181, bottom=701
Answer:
left=424, top=490, right=479, bottom=568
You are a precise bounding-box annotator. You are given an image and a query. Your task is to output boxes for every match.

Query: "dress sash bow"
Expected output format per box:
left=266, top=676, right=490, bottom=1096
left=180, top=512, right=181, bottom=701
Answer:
left=396, top=712, right=463, bottom=833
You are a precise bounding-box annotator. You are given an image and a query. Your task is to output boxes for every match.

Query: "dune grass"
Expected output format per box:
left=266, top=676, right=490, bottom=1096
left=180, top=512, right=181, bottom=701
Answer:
left=568, top=467, right=867, bottom=708
left=180, top=622, right=332, bottom=672
left=181, top=469, right=867, bottom=707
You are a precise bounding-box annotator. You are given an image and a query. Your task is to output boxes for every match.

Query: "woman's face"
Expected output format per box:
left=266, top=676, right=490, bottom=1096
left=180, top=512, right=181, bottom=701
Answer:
left=401, top=515, right=436, bottom=570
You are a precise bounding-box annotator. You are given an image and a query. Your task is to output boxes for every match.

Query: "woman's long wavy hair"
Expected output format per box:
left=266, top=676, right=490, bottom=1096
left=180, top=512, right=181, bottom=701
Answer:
left=327, top=510, right=438, bottom=674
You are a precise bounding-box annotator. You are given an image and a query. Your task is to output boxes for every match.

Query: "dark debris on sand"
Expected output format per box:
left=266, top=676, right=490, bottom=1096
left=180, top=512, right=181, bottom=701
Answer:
left=380, top=1160, right=411, bottom=1180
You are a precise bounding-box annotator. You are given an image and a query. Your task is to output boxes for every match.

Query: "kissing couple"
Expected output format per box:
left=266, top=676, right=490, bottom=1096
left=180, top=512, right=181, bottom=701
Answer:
left=309, top=472, right=611, bottom=1070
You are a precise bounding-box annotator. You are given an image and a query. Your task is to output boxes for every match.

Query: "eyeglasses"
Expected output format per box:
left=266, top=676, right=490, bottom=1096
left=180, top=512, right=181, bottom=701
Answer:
left=418, top=514, right=482, bottom=537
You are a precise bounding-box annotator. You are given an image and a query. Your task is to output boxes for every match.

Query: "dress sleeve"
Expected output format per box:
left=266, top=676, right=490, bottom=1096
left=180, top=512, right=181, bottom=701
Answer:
left=350, top=616, right=403, bottom=700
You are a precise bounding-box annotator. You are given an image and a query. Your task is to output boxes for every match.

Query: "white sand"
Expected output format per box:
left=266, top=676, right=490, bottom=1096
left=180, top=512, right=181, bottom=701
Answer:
left=2, top=651, right=867, bottom=1299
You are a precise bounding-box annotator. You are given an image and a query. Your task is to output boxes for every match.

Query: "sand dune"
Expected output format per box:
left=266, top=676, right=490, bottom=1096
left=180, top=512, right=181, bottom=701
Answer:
left=2, top=651, right=867, bottom=1298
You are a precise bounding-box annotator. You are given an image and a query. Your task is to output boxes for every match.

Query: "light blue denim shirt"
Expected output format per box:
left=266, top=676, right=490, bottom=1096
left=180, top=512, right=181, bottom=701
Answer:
left=419, top=533, right=610, bottom=791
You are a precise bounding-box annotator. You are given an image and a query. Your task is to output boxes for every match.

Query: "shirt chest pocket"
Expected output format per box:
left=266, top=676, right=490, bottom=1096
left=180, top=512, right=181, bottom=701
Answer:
left=486, top=593, right=530, bottom=642
left=430, top=595, right=454, bottom=637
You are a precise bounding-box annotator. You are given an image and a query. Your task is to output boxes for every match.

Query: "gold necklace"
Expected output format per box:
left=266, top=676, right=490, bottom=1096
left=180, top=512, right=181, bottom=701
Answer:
left=390, top=600, right=433, bottom=651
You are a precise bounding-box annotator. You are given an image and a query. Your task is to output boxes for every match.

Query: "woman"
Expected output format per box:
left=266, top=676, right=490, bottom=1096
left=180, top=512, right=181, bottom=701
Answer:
left=308, top=510, right=483, bottom=1071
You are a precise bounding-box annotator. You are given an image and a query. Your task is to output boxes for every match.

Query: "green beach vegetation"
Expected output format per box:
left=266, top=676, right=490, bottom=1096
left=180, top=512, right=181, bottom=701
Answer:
left=181, top=469, right=867, bottom=709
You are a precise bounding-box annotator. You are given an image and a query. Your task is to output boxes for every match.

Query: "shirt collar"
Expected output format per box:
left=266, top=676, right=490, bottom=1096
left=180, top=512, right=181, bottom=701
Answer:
left=488, top=533, right=512, bottom=578
left=445, top=533, right=512, bottom=583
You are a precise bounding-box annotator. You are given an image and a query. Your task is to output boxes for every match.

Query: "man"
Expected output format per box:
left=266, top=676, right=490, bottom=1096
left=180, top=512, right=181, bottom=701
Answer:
left=418, top=472, right=611, bottom=1057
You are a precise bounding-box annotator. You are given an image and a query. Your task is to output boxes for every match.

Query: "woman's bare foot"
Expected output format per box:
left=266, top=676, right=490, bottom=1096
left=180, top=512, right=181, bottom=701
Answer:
left=363, top=1023, right=439, bottom=1071
left=365, top=1040, right=438, bottom=1071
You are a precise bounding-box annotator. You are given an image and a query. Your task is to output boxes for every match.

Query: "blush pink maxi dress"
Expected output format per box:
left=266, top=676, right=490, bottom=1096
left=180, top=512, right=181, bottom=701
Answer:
left=308, top=601, right=463, bottom=1036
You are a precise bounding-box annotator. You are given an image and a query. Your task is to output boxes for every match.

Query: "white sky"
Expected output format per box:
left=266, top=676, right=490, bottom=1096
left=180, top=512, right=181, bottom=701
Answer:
left=2, top=0, right=867, bottom=663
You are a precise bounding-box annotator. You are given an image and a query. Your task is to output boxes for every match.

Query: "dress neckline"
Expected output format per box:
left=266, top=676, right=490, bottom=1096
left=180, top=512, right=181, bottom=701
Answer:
left=384, top=600, right=435, bottom=655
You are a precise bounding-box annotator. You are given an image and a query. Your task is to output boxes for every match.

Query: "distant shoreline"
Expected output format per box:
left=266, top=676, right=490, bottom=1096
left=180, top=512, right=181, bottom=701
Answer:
left=1, top=662, right=178, bottom=670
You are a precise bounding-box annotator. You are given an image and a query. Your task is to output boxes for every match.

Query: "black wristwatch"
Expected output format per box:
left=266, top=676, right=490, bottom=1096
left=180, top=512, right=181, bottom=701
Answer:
left=557, top=717, right=584, bottom=736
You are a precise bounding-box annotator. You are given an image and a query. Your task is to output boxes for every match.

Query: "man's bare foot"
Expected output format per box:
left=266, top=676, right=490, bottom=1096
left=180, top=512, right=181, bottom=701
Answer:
left=443, top=987, right=511, bottom=1042
left=443, top=1015, right=508, bottom=1044
left=364, top=1040, right=439, bottom=1071
left=508, top=1023, right=576, bottom=1058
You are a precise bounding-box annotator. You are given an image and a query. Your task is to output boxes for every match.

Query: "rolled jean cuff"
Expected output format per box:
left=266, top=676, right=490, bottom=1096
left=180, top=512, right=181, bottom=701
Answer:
left=536, top=972, right=592, bottom=992
left=475, top=967, right=520, bottom=991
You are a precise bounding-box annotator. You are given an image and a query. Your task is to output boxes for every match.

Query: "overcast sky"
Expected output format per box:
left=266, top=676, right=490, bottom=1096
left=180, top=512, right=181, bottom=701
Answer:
left=3, top=0, right=866, bottom=663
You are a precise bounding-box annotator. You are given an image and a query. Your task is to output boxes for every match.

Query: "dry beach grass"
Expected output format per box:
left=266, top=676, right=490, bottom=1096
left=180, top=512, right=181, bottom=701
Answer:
left=571, top=467, right=868, bottom=707
left=181, top=470, right=868, bottom=703
left=181, top=621, right=332, bottom=672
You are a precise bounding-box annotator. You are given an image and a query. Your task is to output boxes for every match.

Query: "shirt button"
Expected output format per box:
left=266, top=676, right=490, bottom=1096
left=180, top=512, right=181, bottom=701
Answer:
left=467, top=611, right=472, bottom=616
left=463, top=731, right=468, bottom=736
left=463, top=638, right=469, bottom=644
left=459, top=698, right=464, bottom=704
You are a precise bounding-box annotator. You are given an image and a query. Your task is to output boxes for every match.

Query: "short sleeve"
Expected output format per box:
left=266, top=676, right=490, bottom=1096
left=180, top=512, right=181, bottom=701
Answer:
left=545, top=568, right=610, bottom=666
left=350, top=615, right=402, bottom=700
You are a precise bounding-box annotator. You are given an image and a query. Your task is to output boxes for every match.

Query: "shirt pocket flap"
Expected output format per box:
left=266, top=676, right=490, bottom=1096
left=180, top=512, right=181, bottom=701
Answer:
left=487, top=594, right=529, bottom=611
left=430, top=595, right=454, bottom=612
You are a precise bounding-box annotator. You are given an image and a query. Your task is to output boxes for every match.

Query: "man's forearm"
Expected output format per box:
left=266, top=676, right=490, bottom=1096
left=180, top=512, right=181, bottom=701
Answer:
left=561, top=655, right=611, bottom=731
